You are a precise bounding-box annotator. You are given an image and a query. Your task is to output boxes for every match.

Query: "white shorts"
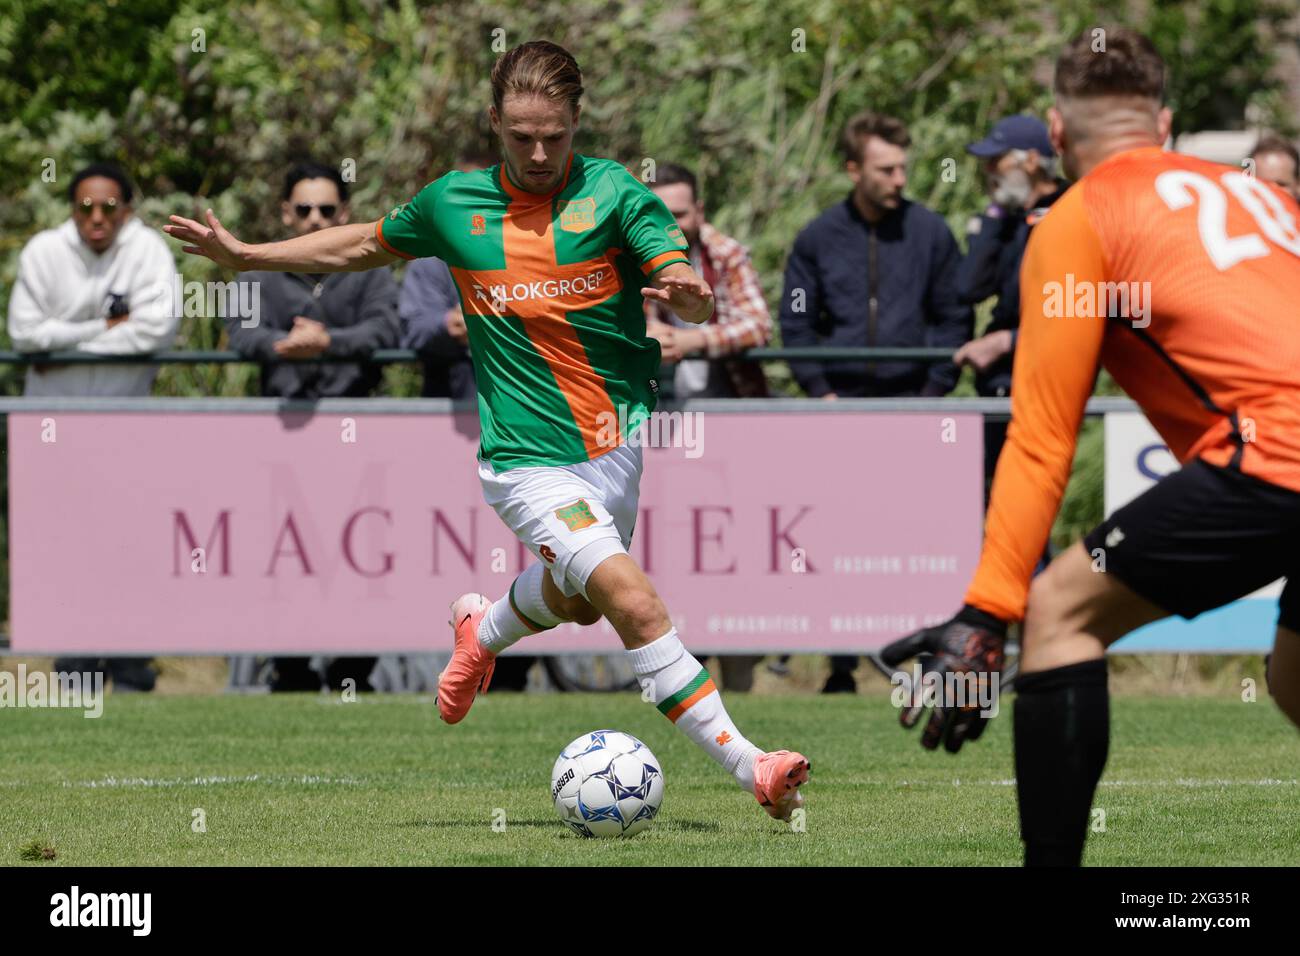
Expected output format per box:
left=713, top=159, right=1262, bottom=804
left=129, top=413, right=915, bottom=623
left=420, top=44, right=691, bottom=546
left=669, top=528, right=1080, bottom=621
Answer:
left=478, top=443, right=643, bottom=599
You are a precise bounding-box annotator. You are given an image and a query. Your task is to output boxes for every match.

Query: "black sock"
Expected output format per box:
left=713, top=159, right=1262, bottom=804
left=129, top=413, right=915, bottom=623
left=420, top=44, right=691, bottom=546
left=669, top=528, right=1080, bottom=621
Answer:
left=1013, top=658, right=1109, bottom=867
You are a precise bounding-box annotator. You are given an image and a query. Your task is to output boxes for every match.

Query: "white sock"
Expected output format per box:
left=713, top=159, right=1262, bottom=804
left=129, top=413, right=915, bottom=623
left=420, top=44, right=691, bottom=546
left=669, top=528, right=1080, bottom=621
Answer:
left=626, top=629, right=760, bottom=793
left=477, top=563, right=565, bottom=653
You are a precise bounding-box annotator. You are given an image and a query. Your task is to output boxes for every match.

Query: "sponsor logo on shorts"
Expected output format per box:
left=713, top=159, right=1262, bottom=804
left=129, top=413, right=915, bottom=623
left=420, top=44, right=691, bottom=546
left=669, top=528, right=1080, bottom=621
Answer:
left=539, top=545, right=557, bottom=563
left=555, top=500, right=598, bottom=532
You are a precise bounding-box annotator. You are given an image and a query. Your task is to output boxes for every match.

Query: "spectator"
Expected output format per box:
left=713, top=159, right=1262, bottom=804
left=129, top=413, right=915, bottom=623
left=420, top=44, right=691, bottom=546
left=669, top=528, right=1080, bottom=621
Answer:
left=228, top=159, right=400, bottom=401
left=227, top=159, right=400, bottom=691
left=954, top=115, right=1069, bottom=494
left=401, top=256, right=474, bottom=398
left=779, top=110, right=972, bottom=403
left=644, top=163, right=771, bottom=400
left=400, top=151, right=491, bottom=401
left=644, top=162, right=770, bottom=690
left=779, top=113, right=972, bottom=693
left=1249, top=134, right=1300, bottom=202
left=9, top=161, right=180, bottom=691
left=9, top=162, right=179, bottom=395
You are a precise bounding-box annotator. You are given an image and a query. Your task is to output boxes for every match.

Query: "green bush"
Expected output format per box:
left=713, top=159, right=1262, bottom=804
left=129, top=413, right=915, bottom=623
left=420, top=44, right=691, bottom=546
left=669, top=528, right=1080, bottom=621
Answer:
left=0, top=0, right=1293, bottom=623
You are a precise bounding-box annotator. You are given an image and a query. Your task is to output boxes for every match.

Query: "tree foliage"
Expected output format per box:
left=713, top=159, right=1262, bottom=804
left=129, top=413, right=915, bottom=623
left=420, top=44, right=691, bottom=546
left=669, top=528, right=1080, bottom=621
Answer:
left=0, top=0, right=1292, bottom=574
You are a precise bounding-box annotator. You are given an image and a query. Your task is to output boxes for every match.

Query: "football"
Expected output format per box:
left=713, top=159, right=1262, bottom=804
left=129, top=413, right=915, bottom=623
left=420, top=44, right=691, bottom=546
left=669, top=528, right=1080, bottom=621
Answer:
left=550, top=730, right=664, bottom=838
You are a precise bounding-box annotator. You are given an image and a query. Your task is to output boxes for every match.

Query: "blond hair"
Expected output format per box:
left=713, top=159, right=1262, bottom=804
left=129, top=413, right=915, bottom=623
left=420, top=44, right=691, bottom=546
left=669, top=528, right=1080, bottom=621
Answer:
left=491, top=41, right=584, bottom=115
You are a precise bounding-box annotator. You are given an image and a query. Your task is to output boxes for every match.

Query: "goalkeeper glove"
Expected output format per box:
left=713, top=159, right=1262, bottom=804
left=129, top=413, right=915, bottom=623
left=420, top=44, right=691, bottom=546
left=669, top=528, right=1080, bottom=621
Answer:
left=870, top=605, right=1007, bottom=753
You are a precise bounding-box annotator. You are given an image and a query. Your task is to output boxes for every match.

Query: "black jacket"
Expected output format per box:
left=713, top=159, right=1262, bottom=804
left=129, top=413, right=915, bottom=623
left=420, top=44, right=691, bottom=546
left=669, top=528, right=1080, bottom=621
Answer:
left=955, top=183, right=1068, bottom=395
left=398, top=257, right=476, bottom=399
left=228, top=268, right=400, bottom=398
left=778, top=195, right=972, bottom=397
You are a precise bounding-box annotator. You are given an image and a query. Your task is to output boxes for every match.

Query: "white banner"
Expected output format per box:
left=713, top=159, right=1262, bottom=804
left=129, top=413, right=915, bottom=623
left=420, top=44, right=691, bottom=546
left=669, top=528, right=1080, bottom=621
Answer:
left=1103, top=412, right=1278, bottom=651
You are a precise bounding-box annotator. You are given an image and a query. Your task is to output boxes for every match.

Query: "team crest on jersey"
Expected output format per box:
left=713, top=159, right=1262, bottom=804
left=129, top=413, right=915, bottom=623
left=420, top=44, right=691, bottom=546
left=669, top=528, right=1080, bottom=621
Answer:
left=471, top=213, right=486, bottom=235
left=558, top=198, right=597, bottom=233
left=555, top=499, right=598, bottom=531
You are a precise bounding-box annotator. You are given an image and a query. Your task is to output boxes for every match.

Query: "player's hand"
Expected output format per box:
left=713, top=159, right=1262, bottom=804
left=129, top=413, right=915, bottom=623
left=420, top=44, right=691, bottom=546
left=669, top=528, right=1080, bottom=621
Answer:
left=164, top=208, right=251, bottom=270
left=954, top=329, right=1014, bottom=373
left=642, top=271, right=714, bottom=325
left=869, top=605, right=1007, bottom=752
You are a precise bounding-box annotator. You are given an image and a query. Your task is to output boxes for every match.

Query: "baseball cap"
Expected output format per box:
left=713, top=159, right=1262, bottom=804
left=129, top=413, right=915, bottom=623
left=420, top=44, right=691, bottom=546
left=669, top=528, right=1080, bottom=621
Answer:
left=966, top=114, right=1055, bottom=158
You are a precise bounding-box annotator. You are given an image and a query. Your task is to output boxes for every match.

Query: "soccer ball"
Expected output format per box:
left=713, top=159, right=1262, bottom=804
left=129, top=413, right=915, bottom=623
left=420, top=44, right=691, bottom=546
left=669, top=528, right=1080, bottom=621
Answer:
left=551, top=730, right=664, bottom=838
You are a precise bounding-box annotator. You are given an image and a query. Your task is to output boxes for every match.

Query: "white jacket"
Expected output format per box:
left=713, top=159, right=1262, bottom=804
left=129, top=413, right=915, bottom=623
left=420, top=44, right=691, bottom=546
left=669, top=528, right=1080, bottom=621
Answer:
left=8, top=216, right=180, bottom=396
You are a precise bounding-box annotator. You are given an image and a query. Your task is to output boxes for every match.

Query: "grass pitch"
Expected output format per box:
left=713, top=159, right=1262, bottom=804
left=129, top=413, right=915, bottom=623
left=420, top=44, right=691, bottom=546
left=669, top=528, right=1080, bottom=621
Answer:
left=2, top=690, right=1296, bottom=866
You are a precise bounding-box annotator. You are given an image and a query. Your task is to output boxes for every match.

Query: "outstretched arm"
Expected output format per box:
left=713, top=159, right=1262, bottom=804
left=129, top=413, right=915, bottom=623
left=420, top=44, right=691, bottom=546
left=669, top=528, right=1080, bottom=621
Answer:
left=164, top=209, right=397, bottom=273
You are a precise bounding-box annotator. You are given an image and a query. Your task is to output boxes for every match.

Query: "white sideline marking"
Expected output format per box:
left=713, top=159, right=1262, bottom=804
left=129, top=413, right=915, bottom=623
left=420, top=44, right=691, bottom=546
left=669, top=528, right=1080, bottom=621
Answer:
left=1105, top=778, right=1300, bottom=787
left=60, top=774, right=365, bottom=789
left=894, top=778, right=1299, bottom=788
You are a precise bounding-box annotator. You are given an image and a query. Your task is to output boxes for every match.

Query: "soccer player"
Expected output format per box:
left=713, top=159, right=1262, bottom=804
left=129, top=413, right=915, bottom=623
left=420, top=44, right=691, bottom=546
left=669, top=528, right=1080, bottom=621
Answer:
left=876, top=28, right=1300, bottom=865
left=165, top=40, right=809, bottom=823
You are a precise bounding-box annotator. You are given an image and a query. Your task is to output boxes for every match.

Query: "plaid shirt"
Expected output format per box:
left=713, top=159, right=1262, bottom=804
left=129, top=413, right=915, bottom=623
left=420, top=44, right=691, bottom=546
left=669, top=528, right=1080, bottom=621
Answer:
left=644, top=223, right=772, bottom=356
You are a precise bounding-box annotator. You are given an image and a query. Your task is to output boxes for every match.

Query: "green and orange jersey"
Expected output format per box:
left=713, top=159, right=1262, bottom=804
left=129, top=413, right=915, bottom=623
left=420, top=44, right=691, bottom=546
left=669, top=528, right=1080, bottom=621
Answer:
left=375, top=153, right=689, bottom=470
left=966, top=146, right=1300, bottom=621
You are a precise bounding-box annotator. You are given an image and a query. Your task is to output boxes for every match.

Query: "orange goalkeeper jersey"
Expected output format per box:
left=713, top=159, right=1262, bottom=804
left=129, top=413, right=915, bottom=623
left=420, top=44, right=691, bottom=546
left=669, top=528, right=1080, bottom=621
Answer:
left=966, top=146, right=1300, bottom=621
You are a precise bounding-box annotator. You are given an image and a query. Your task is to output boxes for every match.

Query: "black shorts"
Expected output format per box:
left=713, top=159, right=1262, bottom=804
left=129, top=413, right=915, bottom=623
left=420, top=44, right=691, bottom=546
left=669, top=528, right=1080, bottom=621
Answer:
left=1083, top=459, right=1300, bottom=631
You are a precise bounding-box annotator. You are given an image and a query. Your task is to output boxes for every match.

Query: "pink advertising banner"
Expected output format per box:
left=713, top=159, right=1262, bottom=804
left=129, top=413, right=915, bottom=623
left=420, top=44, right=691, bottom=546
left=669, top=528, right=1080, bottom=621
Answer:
left=8, top=411, right=982, bottom=654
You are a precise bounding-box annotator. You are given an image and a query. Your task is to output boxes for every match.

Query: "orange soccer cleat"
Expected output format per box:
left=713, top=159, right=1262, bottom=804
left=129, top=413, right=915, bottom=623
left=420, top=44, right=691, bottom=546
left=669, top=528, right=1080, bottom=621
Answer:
left=435, top=593, right=496, bottom=724
left=752, top=750, right=811, bottom=821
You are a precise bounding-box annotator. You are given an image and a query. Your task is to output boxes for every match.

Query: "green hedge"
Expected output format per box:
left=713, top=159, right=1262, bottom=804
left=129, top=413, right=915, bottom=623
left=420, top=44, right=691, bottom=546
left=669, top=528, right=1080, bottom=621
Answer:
left=0, top=0, right=1292, bottom=623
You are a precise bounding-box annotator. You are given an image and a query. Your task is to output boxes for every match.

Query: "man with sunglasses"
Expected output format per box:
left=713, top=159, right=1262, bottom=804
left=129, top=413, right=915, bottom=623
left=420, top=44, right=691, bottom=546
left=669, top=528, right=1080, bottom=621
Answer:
left=226, top=160, right=399, bottom=405
left=225, top=159, right=399, bottom=693
left=9, top=161, right=179, bottom=692
left=8, top=162, right=179, bottom=398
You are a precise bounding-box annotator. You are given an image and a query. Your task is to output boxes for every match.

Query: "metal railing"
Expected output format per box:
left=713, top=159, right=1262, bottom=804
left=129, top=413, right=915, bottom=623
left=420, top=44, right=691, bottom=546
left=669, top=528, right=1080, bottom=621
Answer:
left=0, top=346, right=1137, bottom=420
left=0, top=395, right=1140, bottom=419
left=0, top=346, right=956, bottom=365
